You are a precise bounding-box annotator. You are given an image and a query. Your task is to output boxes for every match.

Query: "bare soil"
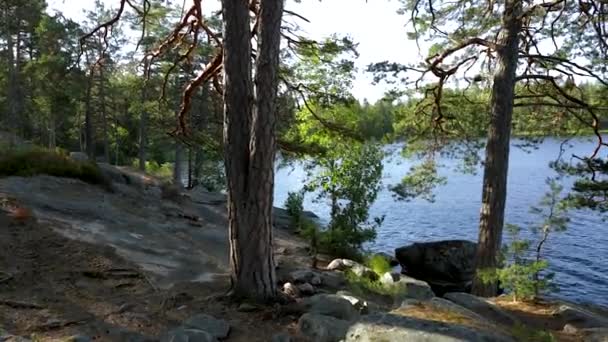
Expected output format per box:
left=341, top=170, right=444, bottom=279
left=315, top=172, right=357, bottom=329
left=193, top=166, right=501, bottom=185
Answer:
left=0, top=207, right=305, bottom=341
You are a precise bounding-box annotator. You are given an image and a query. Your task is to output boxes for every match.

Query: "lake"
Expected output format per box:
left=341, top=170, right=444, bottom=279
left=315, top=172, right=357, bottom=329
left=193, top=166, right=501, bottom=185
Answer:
left=274, top=137, right=608, bottom=307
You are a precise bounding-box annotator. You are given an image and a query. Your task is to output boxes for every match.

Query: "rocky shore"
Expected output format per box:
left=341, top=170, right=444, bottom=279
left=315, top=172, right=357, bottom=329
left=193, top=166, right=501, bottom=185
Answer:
left=1, top=164, right=606, bottom=341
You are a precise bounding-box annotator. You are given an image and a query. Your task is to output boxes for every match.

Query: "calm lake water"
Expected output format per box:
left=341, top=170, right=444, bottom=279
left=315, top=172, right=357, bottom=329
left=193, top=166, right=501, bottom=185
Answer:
left=274, top=137, right=608, bottom=307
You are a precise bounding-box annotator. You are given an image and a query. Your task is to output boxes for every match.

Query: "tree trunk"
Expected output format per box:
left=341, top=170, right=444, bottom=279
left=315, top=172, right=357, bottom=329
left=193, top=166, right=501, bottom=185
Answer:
left=138, top=84, right=148, bottom=171
left=99, top=63, right=110, bottom=163
left=222, top=0, right=284, bottom=302
left=173, top=141, right=184, bottom=188
left=472, top=0, right=522, bottom=297
left=84, top=53, right=95, bottom=160
left=5, top=8, right=18, bottom=146
left=187, top=147, right=193, bottom=189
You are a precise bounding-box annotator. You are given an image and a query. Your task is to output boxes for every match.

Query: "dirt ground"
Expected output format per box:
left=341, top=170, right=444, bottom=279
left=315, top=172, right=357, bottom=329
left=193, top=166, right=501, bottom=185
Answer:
left=0, top=207, right=305, bottom=342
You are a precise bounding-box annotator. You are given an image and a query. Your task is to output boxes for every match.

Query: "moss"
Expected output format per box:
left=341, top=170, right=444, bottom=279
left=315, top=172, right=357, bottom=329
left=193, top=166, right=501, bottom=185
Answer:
left=0, top=147, right=112, bottom=190
left=510, top=324, right=555, bottom=342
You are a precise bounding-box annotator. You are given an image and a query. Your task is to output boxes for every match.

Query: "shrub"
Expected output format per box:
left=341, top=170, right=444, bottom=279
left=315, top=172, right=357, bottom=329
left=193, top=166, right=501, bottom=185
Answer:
left=284, top=190, right=305, bottom=230
left=0, top=148, right=111, bottom=189
left=366, top=254, right=392, bottom=276
left=305, top=143, right=385, bottom=257
left=510, top=324, right=555, bottom=342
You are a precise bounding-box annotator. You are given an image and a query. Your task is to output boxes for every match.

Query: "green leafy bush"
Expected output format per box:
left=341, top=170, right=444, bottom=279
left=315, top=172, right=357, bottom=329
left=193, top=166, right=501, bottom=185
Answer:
left=304, top=143, right=384, bottom=258
left=366, top=254, right=392, bottom=276
left=344, top=270, right=400, bottom=298
left=0, top=147, right=111, bottom=189
left=284, top=190, right=306, bottom=230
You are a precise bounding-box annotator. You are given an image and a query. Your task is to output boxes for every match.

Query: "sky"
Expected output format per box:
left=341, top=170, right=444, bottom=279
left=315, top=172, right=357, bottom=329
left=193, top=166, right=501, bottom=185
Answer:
left=46, top=0, right=423, bottom=102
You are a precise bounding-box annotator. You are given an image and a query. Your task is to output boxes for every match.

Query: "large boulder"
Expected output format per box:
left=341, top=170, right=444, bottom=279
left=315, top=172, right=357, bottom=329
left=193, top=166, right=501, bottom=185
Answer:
left=302, top=294, right=360, bottom=321
left=380, top=272, right=435, bottom=300
left=182, top=314, right=230, bottom=339
left=345, top=313, right=513, bottom=342
left=298, top=313, right=350, bottom=342
left=553, top=304, right=608, bottom=329
left=395, top=240, right=477, bottom=294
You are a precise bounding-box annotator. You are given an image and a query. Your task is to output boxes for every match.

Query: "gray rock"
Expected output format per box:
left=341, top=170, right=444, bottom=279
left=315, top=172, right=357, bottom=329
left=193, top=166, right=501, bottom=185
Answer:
left=302, top=294, right=360, bottom=321
left=351, top=264, right=378, bottom=280
left=183, top=314, right=230, bottom=339
left=297, top=283, right=315, bottom=296
left=444, top=292, right=517, bottom=326
left=381, top=272, right=435, bottom=300
left=319, top=271, right=346, bottom=289
left=1, top=337, right=32, bottom=342
left=237, top=303, right=260, bottom=312
left=562, top=323, right=580, bottom=334
left=326, top=258, right=357, bottom=271
left=336, top=291, right=370, bottom=314
left=428, top=297, right=488, bottom=323
left=311, top=274, right=322, bottom=286
left=271, top=332, right=293, bottom=342
left=298, top=313, right=350, bottom=342
left=581, top=328, right=608, bottom=342
left=69, top=152, right=89, bottom=162
left=345, top=313, right=514, bottom=342
left=65, top=336, right=91, bottom=342
left=553, top=304, right=608, bottom=329
left=283, top=282, right=300, bottom=297
left=290, top=269, right=320, bottom=284
left=162, top=328, right=217, bottom=342
left=395, top=240, right=477, bottom=294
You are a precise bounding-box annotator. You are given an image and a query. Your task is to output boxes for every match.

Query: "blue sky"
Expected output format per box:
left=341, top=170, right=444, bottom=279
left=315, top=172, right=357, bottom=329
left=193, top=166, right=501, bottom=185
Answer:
left=47, top=0, right=422, bottom=102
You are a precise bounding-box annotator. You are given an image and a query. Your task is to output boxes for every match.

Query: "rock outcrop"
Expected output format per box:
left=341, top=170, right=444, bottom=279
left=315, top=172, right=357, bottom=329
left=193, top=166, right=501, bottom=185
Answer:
left=344, top=313, right=513, bottom=342
left=395, top=240, right=477, bottom=294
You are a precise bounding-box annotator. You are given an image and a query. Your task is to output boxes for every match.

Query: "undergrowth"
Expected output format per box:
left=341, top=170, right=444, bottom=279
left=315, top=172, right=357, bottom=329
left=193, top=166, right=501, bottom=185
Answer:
left=0, top=147, right=111, bottom=190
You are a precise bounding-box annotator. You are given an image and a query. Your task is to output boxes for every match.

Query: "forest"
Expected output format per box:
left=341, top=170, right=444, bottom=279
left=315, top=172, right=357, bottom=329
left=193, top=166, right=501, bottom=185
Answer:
left=1, top=0, right=607, bottom=341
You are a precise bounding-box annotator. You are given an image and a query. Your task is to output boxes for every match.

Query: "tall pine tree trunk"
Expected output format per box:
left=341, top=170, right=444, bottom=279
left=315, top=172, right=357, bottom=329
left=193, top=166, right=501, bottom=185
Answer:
left=138, top=84, right=148, bottom=171
left=222, top=0, right=284, bottom=302
left=99, top=64, right=110, bottom=163
left=472, top=0, right=522, bottom=297
left=174, top=141, right=184, bottom=188
left=5, top=9, right=18, bottom=146
left=84, top=53, right=95, bottom=160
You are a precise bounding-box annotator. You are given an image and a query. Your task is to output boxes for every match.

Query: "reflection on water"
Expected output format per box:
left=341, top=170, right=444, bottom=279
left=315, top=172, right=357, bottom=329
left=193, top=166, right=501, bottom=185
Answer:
left=275, top=137, right=608, bottom=307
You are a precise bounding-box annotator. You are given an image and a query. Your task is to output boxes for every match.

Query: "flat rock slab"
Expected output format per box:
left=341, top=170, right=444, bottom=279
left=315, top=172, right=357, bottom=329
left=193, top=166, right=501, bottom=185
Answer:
left=444, top=292, right=517, bottom=326
left=345, top=313, right=514, bottom=342
left=302, top=294, right=360, bottom=321
left=162, top=328, right=217, bottom=342
left=298, top=313, right=350, bottom=342
left=183, top=314, right=230, bottom=339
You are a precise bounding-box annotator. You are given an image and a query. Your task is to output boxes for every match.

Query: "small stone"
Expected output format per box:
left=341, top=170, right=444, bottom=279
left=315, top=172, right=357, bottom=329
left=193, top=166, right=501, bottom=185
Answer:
left=297, top=283, right=315, bottom=296
left=237, top=303, right=260, bottom=312
left=276, top=247, right=288, bottom=255
left=382, top=272, right=435, bottom=300
left=563, top=324, right=579, bottom=334
left=271, top=332, right=292, bottom=342
left=319, top=271, right=346, bottom=289
left=117, top=303, right=135, bottom=314
left=283, top=282, right=300, bottom=297
left=65, top=336, right=91, bottom=342
left=162, top=328, right=216, bottom=342
left=311, top=274, right=322, bottom=286
left=183, top=314, right=230, bottom=339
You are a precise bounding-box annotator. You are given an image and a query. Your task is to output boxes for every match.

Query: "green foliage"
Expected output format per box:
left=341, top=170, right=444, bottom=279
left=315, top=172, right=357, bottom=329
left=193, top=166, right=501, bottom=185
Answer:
left=344, top=270, right=400, bottom=298
left=366, top=254, right=392, bottom=276
left=391, top=159, right=447, bottom=202
left=510, top=324, right=556, bottom=342
left=479, top=224, right=550, bottom=301
left=284, top=190, right=306, bottom=230
left=481, top=178, right=569, bottom=300
left=304, top=143, right=384, bottom=257
left=0, top=147, right=111, bottom=189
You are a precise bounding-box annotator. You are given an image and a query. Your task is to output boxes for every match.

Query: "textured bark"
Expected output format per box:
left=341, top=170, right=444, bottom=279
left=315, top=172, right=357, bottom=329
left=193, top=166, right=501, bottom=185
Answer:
left=472, top=0, right=522, bottom=297
left=222, top=0, right=284, bottom=302
left=173, top=141, right=185, bottom=188
left=99, top=64, right=110, bottom=163
left=84, top=52, right=95, bottom=159
left=138, top=84, right=148, bottom=171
